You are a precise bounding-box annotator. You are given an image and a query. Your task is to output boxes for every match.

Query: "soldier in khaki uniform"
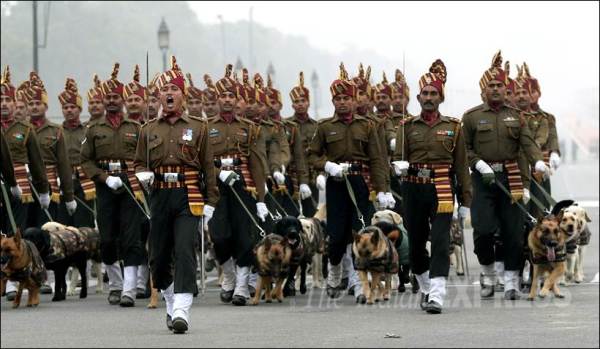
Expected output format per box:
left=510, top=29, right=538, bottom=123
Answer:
left=56, top=78, right=96, bottom=229
left=208, top=64, right=269, bottom=307
left=22, top=72, right=76, bottom=227
left=201, top=74, right=220, bottom=118
left=285, top=72, right=320, bottom=216
left=185, top=73, right=204, bottom=119
left=86, top=74, right=105, bottom=126
left=308, top=63, right=388, bottom=302
left=146, top=74, right=161, bottom=121
left=1, top=131, right=17, bottom=190
left=391, top=59, right=472, bottom=314
left=14, top=81, right=30, bottom=122
left=517, top=63, right=561, bottom=218
left=0, top=66, right=49, bottom=234
left=462, top=51, right=548, bottom=300
left=134, top=57, right=218, bottom=333
left=81, top=63, right=145, bottom=307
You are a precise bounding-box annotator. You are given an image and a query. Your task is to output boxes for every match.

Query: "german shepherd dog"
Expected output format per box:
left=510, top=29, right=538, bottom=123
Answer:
left=1, top=230, right=46, bottom=308
left=527, top=214, right=567, bottom=301
left=23, top=222, right=100, bottom=301
left=352, top=226, right=399, bottom=304
left=250, top=234, right=292, bottom=305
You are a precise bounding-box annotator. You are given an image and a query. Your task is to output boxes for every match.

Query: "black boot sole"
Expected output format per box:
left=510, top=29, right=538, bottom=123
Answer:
left=172, top=318, right=188, bottom=334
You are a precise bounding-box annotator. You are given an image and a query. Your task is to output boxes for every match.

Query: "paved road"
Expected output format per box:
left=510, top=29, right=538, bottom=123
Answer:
left=1, top=162, right=598, bottom=348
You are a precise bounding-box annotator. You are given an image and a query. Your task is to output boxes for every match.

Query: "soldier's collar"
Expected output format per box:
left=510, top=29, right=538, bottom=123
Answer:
left=412, top=113, right=449, bottom=124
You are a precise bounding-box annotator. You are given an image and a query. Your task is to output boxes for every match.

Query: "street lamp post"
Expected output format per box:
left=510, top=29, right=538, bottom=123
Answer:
left=157, top=17, right=170, bottom=72
left=311, top=70, right=319, bottom=117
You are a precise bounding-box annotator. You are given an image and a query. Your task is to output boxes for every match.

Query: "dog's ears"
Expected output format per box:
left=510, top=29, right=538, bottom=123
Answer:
left=370, top=231, right=380, bottom=245
left=263, top=237, right=272, bottom=252
left=353, top=232, right=361, bottom=244
left=585, top=211, right=592, bottom=222
left=556, top=209, right=564, bottom=222
left=391, top=212, right=402, bottom=225
left=14, top=229, right=22, bottom=246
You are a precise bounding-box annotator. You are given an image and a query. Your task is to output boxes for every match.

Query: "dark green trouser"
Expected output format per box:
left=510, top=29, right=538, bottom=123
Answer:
left=148, top=188, right=198, bottom=293
left=402, top=181, right=452, bottom=278
left=471, top=171, right=525, bottom=271
left=528, top=177, right=552, bottom=220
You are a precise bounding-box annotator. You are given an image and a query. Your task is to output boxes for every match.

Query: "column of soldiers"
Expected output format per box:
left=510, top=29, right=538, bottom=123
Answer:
left=1, top=49, right=564, bottom=330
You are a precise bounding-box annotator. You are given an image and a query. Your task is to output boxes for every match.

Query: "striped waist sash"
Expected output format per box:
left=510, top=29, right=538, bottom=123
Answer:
left=153, top=165, right=204, bottom=216
left=405, top=163, right=454, bottom=213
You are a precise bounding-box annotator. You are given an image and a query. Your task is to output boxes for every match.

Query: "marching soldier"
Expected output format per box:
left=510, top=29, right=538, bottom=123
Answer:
left=186, top=73, right=204, bottom=119
left=518, top=63, right=561, bottom=218
left=86, top=74, right=105, bottom=126
left=134, top=56, right=218, bottom=333
left=1, top=131, right=17, bottom=190
left=56, top=78, right=96, bottom=228
left=14, top=81, right=30, bottom=122
left=208, top=64, right=269, bottom=306
left=122, top=65, right=153, bottom=299
left=81, top=63, right=146, bottom=307
left=391, top=69, right=412, bottom=120
left=285, top=72, right=320, bottom=217
left=308, top=63, right=388, bottom=302
left=504, top=62, right=518, bottom=108
left=1, top=66, right=50, bottom=301
left=391, top=59, right=472, bottom=314
left=462, top=51, right=548, bottom=300
left=22, top=72, right=77, bottom=227
left=202, top=75, right=220, bottom=118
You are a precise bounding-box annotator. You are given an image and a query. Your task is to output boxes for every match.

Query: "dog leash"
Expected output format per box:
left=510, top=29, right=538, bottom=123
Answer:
left=343, top=173, right=365, bottom=229
left=73, top=195, right=97, bottom=218
left=120, top=179, right=151, bottom=220
left=266, top=189, right=289, bottom=217
left=525, top=172, right=558, bottom=207
left=457, top=215, right=470, bottom=278
left=27, top=177, right=54, bottom=222
left=492, top=177, right=537, bottom=224
left=229, top=185, right=266, bottom=238
left=0, top=179, right=18, bottom=234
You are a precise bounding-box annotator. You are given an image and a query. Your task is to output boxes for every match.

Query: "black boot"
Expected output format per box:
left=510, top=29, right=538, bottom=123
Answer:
left=231, top=295, right=247, bottom=306
left=119, top=295, right=135, bottom=307
left=425, top=300, right=442, bottom=314
left=172, top=317, right=188, bottom=334
left=108, top=290, right=122, bottom=305
left=410, top=274, right=420, bottom=294
left=480, top=273, right=495, bottom=299
left=219, top=289, right=234, bottom=303
left=283, top=280, right=296, bottom=297
left=397, top=283, right=406, bottom=293
left=326, top=285, right=341, bottom=299
left=420, top=293, right=429, bottom=310
left=166, top=314, right=173, bottom=331
left=504, top=289, right=520, bottom=300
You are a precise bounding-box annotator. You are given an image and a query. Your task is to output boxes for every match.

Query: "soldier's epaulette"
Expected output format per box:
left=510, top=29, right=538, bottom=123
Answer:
left=188, top=115, right=206, bottom=122
left=504, top=104, right=530, bottom=115
left=463, top=104, right=485, bottom=115
left=237, top=116, right=257, bottom=126
left=206, top=116, right=219, bottom=123
left=446, top=116, right=461, bottom=124
left=140, top=117, right=159, bottom=129
left=261, top=119, right=275, bottom=126
left=317, top=116, right=335, bottom=124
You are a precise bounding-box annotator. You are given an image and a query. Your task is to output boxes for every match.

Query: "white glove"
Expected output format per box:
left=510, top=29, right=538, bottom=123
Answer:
left=389, top=138, right=396, bottom=152
left=550, top=152, right=561, bottom=170
left=324, top=161, right=344, bottom=178
left=534, top=160, right=550, bottom=179
left=135, top=171, right=155, bottom=190
left=105, top=176, right=123, bottom=190
left=39, top=192, right=51, bottom=210
left=475, top=160, right=494, bottom=175
left=10, top=185, right=22, bottom=199
left=377, top=192, right=388, bottom=208
left=385, top=192, right=396, bottom=209
left=256, top=202, right=269, bottom=222
left=66, top=200, right=77, bottom=216
left=273, top=171, right=286, bottom=185
left=299, top=184, right=312, bottom=200
left=391, top=160, right=410, bottom=176
left=523, top=188, right=531, bottom=204
left=203, top=204, right=215, bottom=230
left=316, top=174, right=326, bottom=191
left=458, top=206, right=470, bottom=219
left=219, top=170, right=239, bottom=186
left=281, top=165, right=287, bottom=175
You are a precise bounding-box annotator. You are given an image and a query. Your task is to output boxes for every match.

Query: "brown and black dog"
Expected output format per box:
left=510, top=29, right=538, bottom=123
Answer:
left=250, top=234, right=292, bottom=305
left=527, top=214, right=568, bottom=301
left=1, top=230, right=46, bottom=308
left=352, top=226, right=399, bottom=304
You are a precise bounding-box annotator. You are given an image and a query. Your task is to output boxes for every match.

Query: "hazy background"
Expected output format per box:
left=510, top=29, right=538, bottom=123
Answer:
left=1, top=1, right=598, bottom=161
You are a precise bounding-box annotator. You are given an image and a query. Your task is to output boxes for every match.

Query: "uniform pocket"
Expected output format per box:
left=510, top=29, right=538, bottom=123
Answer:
left=148, top=136, right=164, bottom=161
left=94, top=135, right=112, bottom=154
left=325, top=132, right=344, bottom=144
left=476, top=123, right=494, bottom=143
left=178, top=138, right=198, bottom=161
left=504, top=120, right=521, bottom=139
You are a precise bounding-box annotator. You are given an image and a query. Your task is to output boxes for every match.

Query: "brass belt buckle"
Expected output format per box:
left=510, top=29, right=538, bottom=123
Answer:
left=163, top=173, right=179, bottom=183
left=417, top=168, right=431, bottom=178
left=108, top=162, right=122, bottom=172
left=491, top=163, right=504, bottom=172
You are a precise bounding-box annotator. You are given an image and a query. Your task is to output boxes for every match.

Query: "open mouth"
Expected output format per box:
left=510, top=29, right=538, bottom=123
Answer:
left=166, top=96, right=174, bottom=107
left=546, top=246, right=556, bottom=262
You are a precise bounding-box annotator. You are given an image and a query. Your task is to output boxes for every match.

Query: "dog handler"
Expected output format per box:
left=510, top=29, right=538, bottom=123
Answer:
left=391, top=59, right=472, bottom=314
left=134, top=56, right=218, bottom=333
left=462, top=51, right=547, bottom=300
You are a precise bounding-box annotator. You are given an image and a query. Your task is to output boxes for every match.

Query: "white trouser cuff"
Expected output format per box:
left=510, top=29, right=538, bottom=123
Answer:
left=234, top=266, right=250, bottom=298
left=327, top=262, right=342, bottom=288
left=161, top=283, right=175, bottom=316
left=122, top=266, right=138, bottom=298
left=504, top=270, right=520, bottom=291
left=137, top=264, right=150, bottom=290
left=481, top=263, right=496, bottom=285
left=495, top=261, right=505, bottom=284
left=415, top=271, right=431, bottom=295
left=105, top=262, right=123, bottom=291
left=221, top=258, right=236, bottom=292
left=342, top=244, right=353, bottom=278
left=172, top=293, right=193, bottom=323
left=248, top=271, right=258, bottom=289
left=428, top=277, right=447, bottom=306
left=6, top=281, right=18, bottom=292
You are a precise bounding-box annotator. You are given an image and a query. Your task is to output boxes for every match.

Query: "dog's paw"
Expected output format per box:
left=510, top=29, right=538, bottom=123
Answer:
left=66, top=290, right=76, bottom=297
left=554, top=293, right=565, bottom=299
left=147, top=303, right=157, bottom=309
left=527, top=296, right=535, bottom=301
left=538, top=289, right=549, bottom=298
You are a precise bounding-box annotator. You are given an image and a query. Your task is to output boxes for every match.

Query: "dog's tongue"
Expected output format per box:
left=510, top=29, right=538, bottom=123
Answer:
left=547, top=247, right=556, bottom=262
